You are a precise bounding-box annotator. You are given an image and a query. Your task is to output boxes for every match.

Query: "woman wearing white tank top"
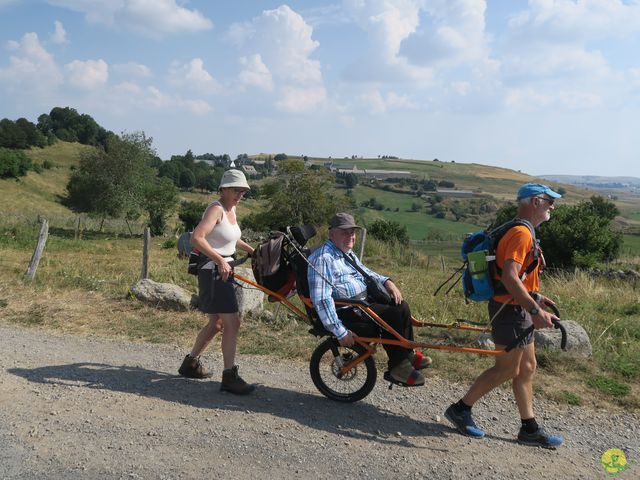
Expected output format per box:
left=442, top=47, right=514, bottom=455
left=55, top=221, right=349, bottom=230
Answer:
left=178, top=169, right=256, bottom=395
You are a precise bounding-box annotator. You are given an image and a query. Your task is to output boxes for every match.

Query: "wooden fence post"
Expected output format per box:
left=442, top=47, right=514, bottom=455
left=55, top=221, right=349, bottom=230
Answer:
left=440, top=255, right=446, bottom=272
left=141, top=226, right=150, bottom=280
left=358, top=228, right=367, bottom=260
left=426, top=255, right=431, bottom=271
left=25, top=218, right=49, bottom=281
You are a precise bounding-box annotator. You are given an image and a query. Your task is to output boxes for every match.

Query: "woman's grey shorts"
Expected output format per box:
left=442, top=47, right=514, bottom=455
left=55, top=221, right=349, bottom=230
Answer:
left=489, top=299, right=534, bottom=348
left=197, top=268, right=239, bottom=314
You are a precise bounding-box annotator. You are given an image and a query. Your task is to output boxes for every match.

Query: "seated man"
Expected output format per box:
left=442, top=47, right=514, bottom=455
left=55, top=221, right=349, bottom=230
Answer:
left=307, top=212, right=430, bottom=386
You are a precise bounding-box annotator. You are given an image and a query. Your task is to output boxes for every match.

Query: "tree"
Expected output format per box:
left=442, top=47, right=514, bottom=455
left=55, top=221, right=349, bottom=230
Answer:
left=142, top=177, right=180, bottom=235
left=65, top=132, right=156, bottom=223
left=345, top=173, right=358, bottom=189
left=368, top=219, right=410, bottom=245
left=244, top=159, right=348, bottom=230
left=274, top=153, right=288, bottom=161
left=179, top=169, right=196, bottom=190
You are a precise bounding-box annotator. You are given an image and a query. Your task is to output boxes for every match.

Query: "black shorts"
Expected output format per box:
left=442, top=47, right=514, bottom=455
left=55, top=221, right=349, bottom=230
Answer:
left=197, top=268, right=238, bottom=314
left=489, top=300, right=534, bottom=348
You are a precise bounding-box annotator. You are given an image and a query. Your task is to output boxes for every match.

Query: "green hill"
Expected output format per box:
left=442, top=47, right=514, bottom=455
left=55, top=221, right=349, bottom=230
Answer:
left=2, top=143, right=638, bottom=249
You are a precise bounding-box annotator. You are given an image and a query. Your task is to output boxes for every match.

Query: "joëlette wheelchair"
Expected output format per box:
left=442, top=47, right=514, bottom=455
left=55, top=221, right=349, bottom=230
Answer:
left=231, top=225, right=566, bottom=403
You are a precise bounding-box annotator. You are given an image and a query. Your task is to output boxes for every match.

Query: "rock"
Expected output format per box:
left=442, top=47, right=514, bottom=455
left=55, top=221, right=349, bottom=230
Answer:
left=233, top=266, right=264, bottom=315
left=130, top=279, right=195, bottom=311
left=534, top=319, right=592, bottom=357
left=177, top=232, right=192, bottom=258
left=474, top=333, right=495, bottom=350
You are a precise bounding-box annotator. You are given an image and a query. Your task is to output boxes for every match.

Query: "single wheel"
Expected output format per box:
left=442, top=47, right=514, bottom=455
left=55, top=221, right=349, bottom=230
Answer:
left=309, top=338, right=377, bottom=402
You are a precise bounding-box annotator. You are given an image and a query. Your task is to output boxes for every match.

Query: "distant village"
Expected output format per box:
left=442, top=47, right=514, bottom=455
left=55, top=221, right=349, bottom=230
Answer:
left=197, top=154, right=474, bottom=198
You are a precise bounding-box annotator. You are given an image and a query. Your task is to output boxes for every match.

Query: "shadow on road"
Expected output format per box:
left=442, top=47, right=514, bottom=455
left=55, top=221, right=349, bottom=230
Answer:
left=8, top=362, right=449, bottom=447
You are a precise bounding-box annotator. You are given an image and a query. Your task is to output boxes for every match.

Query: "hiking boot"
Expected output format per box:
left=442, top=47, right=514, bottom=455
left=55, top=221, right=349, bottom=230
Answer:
left=408, top=350, right=432, bottom=370
left=388, top=359, right=425, bottom=386
left=444, top=403, right=485, bottom=438
left=517, top=427, right=563, bottom=449
left=178, top=355, right=211, bottom=379
left=220, top=365, right=255, bottom=395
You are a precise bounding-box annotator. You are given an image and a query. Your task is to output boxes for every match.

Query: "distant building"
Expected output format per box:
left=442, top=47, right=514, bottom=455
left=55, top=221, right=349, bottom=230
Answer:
left=436, top=188, right=474, bottom=198
left=241, top=165, right=258, bottom=176
left=361, top=169, right=412, bottom=180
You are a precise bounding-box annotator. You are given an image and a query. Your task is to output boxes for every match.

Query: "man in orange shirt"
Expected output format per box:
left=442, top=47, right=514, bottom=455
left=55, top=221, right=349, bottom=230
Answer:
left=445, top=183, right=564, bottom=448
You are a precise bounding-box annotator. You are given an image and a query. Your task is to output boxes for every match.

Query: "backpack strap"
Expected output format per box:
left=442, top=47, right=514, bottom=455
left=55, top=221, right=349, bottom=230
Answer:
left=491, top=218, right=540, bottom=294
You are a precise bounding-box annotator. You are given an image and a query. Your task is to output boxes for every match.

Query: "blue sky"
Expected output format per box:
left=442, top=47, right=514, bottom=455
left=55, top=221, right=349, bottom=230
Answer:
left=1, top=0, right=639, bottom=177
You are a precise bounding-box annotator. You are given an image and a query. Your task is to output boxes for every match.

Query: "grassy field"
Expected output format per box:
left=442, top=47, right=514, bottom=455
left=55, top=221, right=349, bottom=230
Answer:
left=0, top=219, right=638, bottom=411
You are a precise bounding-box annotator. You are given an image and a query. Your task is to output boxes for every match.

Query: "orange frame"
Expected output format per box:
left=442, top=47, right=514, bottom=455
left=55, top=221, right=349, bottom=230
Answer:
left=233, top=272, right=508, bottom=378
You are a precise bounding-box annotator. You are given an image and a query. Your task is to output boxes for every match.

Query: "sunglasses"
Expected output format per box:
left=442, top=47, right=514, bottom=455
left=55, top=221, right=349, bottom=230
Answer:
left=536, top=197, right=555, bottom=206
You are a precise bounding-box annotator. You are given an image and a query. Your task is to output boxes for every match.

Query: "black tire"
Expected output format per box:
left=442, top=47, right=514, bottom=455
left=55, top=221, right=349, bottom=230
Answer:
left=309, top=338, right=377, bottom=402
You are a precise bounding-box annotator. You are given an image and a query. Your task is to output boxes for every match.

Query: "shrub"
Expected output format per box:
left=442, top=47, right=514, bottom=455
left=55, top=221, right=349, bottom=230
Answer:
left=179, top=200, right=208, bottom=231
left=368, top=219, right=410, bottom=245
left=0, top=147, right=32, bottom=178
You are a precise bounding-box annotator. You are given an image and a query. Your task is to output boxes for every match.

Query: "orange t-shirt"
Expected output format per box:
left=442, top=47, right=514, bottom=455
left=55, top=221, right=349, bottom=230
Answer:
left=493, top=225, right=539, bottom=304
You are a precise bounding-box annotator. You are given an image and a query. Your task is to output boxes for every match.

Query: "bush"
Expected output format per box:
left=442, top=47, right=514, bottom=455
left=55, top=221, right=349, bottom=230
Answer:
left=368, top=219, right=410, bottom=245
left=179, top=200, right=208, bottom=231
left=0, top=147, right=32, bottom=178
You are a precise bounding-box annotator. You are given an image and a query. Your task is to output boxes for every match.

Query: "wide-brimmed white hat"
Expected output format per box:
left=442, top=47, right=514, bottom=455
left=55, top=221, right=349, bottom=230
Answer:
left=219, top=169, right=250, bottom=190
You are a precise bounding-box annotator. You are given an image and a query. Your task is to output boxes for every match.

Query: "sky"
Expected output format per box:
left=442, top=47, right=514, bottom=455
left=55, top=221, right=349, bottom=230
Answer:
left=1, top=0, right=639, bottom=178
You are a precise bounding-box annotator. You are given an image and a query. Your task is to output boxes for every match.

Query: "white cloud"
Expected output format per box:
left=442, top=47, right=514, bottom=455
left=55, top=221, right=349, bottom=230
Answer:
left=0, top=32, right=63, bottom=93
left=229, top=5, right=326, bottom=112
left=359, top=88, right=417, bottom=113
left=145, top=86, right=211, bottom=115
left=276, top=86, right=327, bottom=113
left=65, top=59, right=108, bottom=90
left=51, top=20, right=68, bottom=44
left=168, top=58, right=217, bottom=93
left=400, top=0, right=490, bottom=67
left=341, top=0, right=446, bottom=83
left=508, top=0, right=640, bottom=42
left=46, top=0, right=213, bottom=37
left=501, top=46, right=612, bottom=84
left=505, top=87, right=602, bottom=112
left=112, top=61, right=152, bottom=78
left=238, top=54, right=273, bottom=91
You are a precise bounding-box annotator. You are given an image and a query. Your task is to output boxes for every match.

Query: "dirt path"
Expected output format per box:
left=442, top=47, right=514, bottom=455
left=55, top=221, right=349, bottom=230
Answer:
left=0, top=323, right=637, bottom=479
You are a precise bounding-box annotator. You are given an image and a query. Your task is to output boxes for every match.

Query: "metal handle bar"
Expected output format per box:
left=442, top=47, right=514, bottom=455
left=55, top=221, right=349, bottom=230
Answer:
left=505, top=303, right=567, bottom=352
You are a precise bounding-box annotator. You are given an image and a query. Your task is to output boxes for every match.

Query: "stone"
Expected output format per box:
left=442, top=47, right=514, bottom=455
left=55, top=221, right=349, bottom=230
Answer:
left=177, top=232, right=192, bottom=258
left=534, top=319, right=592, bottom=357
left=130, top=278, right=195, bottom=311
left=233, top=266, right=264, bottom=315
left=474, top=333, right=495, bottom=350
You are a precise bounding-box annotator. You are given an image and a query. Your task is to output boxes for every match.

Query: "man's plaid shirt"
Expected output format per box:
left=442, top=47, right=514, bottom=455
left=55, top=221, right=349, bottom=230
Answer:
left=307, top=239, right=388, bottom=339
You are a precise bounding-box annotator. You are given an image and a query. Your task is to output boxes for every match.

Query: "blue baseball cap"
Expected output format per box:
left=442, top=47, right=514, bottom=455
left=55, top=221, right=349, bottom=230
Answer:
left=517, top=183, right=562, bottom=201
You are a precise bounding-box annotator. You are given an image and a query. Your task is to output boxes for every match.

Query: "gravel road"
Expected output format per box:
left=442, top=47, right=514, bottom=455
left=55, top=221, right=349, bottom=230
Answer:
left=0, top=323, right=637, bottom=479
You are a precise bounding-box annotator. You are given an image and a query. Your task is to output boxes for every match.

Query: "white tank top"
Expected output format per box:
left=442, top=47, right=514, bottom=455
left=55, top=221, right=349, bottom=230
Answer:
left=201, top=201, right=241, bottom=268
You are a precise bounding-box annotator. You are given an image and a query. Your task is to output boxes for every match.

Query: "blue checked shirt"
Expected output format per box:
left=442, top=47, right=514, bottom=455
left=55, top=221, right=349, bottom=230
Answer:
left=307, top=239, right=389, bottom=339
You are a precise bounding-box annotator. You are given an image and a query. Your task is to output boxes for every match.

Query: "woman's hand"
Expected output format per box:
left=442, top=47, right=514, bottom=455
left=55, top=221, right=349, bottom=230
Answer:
left=217, top=259, right=232, bottom=281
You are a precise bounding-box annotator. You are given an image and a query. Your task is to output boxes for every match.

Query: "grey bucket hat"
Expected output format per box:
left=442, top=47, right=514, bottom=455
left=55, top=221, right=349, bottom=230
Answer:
left=219, top=169, right=250, bottom=190
left=329, top=212, right=361, bottom=229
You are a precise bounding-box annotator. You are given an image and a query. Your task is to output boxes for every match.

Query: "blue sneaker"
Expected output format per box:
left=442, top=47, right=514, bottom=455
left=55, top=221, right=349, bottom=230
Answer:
left=517, top=427, right=563, bottom=448
left=444, top=404, right=485, bottom=438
